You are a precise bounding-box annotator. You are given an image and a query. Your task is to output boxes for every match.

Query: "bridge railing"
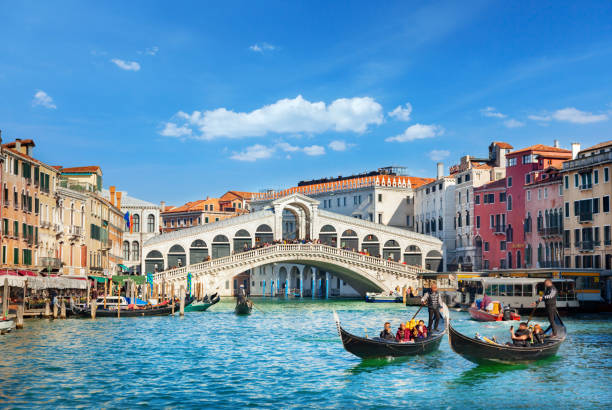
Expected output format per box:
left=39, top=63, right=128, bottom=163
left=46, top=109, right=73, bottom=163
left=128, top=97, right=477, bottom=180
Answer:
left=153, top=243, right=431, bottom=282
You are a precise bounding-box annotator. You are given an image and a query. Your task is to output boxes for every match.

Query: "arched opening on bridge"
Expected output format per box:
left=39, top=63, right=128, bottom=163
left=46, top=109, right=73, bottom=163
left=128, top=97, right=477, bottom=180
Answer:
left=404, top=245, right=422, bottom=267
left=340, top=229, right=358, bottom=251
left=280, top=201, right=313, bottom=240
left=167, top=245, right=186, bottom=269
left=189, top=240, right=208, bottom=265
left=282, top=209, right=298, bottom=240
left=362, top=234, right=380, bottom=257
left=255, top=224, right=273, bottom=245
left=382, top=240, right=401, bottom=262
left=212, top=235, right=230, bottom=259
left=425, top=250, right=443, bottom=272
left=234, top=229, right=252, bottom=252
left=290, top=266, right=300, bottom=290
left=145, top=250, right=163, bottom=274
left=319, top=224, right=337, bottom=247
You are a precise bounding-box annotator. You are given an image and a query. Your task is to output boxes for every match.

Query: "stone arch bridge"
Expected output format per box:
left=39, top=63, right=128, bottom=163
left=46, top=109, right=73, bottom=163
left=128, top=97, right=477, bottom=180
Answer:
left=144, top=193, right=443, bottom=296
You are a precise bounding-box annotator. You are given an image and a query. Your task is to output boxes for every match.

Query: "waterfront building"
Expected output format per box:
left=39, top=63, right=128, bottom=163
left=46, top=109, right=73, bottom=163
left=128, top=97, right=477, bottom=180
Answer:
left=251, top=166, right=433, bottom=231
left=523, top=166, right=565, bottom=268
left=449, top=142, right=511, bottom=271
left=54, top=185, right=88, bottom=275
left=474, top=143, right=572, bottom=270
left=102, top=187, right=161, bottom=275
left=413, top=163, right=456, bottom=271
left=560, top=141, right=612, bottom=271
left=161, top=191, right=252, bottom=233
left=57, top=166, right=124, bottom=276
left=1, top=139, right=58, bottom=270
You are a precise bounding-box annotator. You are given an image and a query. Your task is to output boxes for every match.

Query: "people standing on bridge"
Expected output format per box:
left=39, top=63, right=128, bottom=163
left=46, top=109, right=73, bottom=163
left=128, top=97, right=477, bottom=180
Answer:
left=537, top=279, right=558, bottom=336
left=421, top=283, right=442, bottom=333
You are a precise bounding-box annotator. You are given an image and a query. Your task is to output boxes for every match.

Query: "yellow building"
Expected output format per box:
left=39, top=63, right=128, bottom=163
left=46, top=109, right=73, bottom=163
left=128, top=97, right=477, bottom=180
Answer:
left=561, top=141, right=612, bottom=270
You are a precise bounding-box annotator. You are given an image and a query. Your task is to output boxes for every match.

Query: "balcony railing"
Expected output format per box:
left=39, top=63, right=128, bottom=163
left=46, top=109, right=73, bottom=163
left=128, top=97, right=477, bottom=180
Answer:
left=493, top=224, right=507, bottom=234
left=40, top=257, right=61, bottom=269
left=577, top=241, right=599, bottom=251
left=579, top=213, right=593, bottom=223
left=579, top=183, right=593, bottom=190
left=69, top=225, right=83, bottom=236
left=605, top=239, right=612, bottom=246
left=538, top=226, right=563, bottom=236
left=563, top=151, right=612, bottom=172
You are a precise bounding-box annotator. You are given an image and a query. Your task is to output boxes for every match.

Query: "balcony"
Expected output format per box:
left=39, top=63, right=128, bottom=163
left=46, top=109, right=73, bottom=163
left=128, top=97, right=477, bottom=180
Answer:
left=577, top=241, right=599, bottom=252
left=493, top=224, right=506, bottom=234
left=538, top=226, right=563, bottom=237
left=102, top=239, right=112, bottom=250
left=563, top=151, right=612, bottom=172
left=40, top=257, right=61, bottom=269
left=579, top=183, right=593, bottom=190
left=69, top=225, right=83, bottom=237
left=605, top=240, right=612, bottom=246
left=578, top=213, right=593, bottom=223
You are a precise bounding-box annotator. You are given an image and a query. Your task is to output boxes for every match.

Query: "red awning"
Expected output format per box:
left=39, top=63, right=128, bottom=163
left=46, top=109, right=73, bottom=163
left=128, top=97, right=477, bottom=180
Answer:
left=0, top=270, right=19, bottom=276
left=18, top=270, right=38, bottom=277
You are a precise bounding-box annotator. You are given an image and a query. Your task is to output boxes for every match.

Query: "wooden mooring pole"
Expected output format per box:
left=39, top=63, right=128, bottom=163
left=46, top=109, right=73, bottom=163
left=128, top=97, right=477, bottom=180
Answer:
left=180, top=285, right=185, bottom=317
left=16, top=305, right=24, bottom=329
left=91, top=301, right=97, bottom=319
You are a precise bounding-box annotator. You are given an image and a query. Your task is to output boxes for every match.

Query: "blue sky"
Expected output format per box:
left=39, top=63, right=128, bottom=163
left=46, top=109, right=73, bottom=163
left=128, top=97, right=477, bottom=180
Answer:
left=1, top=1, right=611, bottom=205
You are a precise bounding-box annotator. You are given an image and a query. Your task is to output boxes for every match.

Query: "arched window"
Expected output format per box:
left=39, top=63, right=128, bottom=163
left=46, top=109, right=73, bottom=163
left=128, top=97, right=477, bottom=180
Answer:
left=147, top=214, right=155, bottom=232
left=123, top=241, right=130, bottom=260
left=132, top=241, right=139, bottom=261
left=133, top=214, right=140, bottom=232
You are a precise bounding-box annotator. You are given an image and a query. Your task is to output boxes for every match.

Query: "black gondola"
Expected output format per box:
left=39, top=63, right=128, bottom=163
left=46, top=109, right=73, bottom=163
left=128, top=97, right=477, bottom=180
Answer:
left=70, top=296, right=195, bottom=318
left=447, top=305, right=567, bottom=364
left=333, top=309, right=447, bottom=359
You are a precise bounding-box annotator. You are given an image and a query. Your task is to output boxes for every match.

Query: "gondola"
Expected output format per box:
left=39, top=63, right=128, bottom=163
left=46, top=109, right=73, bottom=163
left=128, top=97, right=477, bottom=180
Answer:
left=185, top=293, right=220, bottom=312
left=447, top=304, right=567, bottom=364
left=333, top=307, right=447, bottom=359
left=235, top=295, right=253, bottom=315
left=468, top=305, right=520, bottom=322
left=70, top=296, right=195, bottom=318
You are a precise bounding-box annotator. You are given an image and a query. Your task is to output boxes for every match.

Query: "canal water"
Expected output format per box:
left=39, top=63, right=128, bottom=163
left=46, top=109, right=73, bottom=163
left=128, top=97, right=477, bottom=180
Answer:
left=1, top=299, right=611, bottom=408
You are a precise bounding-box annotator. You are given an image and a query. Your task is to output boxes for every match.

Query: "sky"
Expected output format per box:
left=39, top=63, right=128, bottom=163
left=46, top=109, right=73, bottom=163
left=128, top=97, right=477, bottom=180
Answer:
left=1, top=1, right=611, bottom=206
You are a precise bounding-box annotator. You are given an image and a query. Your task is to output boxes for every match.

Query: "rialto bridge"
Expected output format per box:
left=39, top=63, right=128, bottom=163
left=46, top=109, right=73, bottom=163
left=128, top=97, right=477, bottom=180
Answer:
left=143, top=193, right=443, bottom=297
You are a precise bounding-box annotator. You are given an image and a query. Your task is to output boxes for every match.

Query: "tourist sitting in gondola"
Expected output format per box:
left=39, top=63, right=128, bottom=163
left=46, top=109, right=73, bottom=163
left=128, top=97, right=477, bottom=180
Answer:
left=532, top=324, right=547, bottom=344
left=395, top=323, right=412, bottom=343
left=416, top=321, right=428, bottom=339
left=509, top=323, right=531, bottom=346
left=379, top=322, right=395, bottom=341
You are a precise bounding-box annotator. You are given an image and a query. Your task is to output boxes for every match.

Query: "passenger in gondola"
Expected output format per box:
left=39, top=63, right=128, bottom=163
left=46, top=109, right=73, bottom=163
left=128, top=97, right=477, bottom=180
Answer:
left=532, top=324, right=546, bottom=344
left=509, top=322, right=531, bottom=346
left=395, top=323, right=411, bottom=343
left=417, top=320, right=428, bottom=339
left=421, top=282, right=442, bottom=333
left=380, top=322, right=395, bottom=341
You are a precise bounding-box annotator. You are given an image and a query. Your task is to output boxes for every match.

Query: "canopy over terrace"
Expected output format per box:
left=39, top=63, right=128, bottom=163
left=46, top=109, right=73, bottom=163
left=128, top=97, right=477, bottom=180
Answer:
left=0, top=273, right=88, bottom=290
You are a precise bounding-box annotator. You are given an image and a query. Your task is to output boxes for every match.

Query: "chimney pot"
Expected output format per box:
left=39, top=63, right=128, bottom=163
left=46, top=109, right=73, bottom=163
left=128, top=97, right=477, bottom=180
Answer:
left=109, top=186, right=116, bottom=206
left=116, top=191, right=122, bottom=209
left=571, top=143, right=581, bottom=160
left=160, top=201, right=166, bottom=212
left=436, top=162, right=444, bottom=180
left=554, top=139, right=560, bottom=148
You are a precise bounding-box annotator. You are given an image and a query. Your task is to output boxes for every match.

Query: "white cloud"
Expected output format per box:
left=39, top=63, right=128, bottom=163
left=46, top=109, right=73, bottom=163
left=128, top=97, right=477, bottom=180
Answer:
left=480, top=106, right=506, bottom=118
left=160, top=122, right=192, bottom=138
left=528, top=114, right=551, bottom=121
left=163, top=95, right=384, bottom=140
left=277, top=142, right=300, bottom=152
left=111, top=58, right=141, bottom=71
left=32, top=90, right=56, bottom=109
left=428, top=149, right=450, bottom=161
left=230, top=144, right=276, bottom=162
left=303, top=145, right=325, bottom=156
left=144, top=46, right=159, bottom=56
left=504, top=119, right=525, bottom=128
left=385, top=124, right=443, bottom=143
left=552, top=107, right=607, bottom=124
left=329, top=140, right=349, bottom=151
left=388, top=103, right=412, bottom=121
left=249, top=42, right=277, bottom=53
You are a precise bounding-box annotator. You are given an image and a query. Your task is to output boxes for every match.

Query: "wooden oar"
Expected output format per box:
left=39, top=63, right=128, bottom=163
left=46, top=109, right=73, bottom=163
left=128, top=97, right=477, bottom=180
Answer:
left=526, top=300, right=539, bottom=325
left=410, top=304, right=424, bottom=321
left=250, top=300, right=267, bottom=314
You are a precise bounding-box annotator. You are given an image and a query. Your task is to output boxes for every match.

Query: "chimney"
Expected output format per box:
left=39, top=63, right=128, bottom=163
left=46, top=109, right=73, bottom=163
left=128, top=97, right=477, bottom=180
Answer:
left=437, top=162, right=444, bottom=180
left=109, top=186, right=116, bottom=206
left=553, top=139, right=560, bottom=148
left=160, top=201, right=166, bottom=212
left=15, top=139, right=21, bottom=152
left=571, top=143, right=581, bottom=159
left=116, top=191, right=122, bottom=209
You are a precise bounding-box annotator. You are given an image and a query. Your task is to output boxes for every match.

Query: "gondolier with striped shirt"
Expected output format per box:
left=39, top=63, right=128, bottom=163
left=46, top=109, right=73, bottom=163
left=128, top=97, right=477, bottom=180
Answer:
left=421, top=282, right=442, bottom=333
left=538, top=279, right=558, bottom=336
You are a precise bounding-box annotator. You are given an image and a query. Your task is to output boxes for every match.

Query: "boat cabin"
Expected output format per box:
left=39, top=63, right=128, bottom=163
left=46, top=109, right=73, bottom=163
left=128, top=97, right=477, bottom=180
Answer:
left=94, top=296, right=129, bottom=309
left=459, top=278, right=578, bottom=310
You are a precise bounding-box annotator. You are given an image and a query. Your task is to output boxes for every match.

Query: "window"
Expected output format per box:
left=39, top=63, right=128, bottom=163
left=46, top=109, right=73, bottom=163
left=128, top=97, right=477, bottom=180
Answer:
left=522, top=154, right=534, bottom=164
left=525, top=174, right=531, bottom=184
left=500, top=241, right=506, bottom=251
left=499, top=192, right=506, bottom=202
left=343, top=197, right=346, bottom=206
left=378, top=194, right=382, bottom=202
left=544, top=187, right=548, bottom=199
left=147, top=214, right=155, bottom=232
left=484, top=242, right=490, bottom=251
left=475, top=195, right=480, bottom=205
left=605, top=167, right=610, bottom=183
left=378, top=214, right=383, bottom=224
left=565, top=202, right=569, bottom=218
left=604, top=196, right=610, bottom=213
left=337, top=198, right=341, bottom=207
left=205, top=217, right=209, bottom=223
left=593, top=197, right=600, bottom=214
left=507, top=177, right=513, bottom=187
left=123, top=241, right=130, bottom=260
left=13, top=247, right=18, bottom=264
left=132, top=242, right=139, bottom=261
left=465, top=174, right=471, bottom=182
left=574, top=229, right=580, bottom=246
left=476, top=215, right=480, bottom=229
left=564, top=175, right=569, bottom=189
left=133, top=214, right=140, bottom=232
left=507, top=158, right=517, bottom=167
left=527, top=190, right=531, bottom=201
left=574, top=173, right=579, bottom=187
left=507, top=195, right=512, bottom=211
left=594, top=170, right=599, bottom=184
left=457, top=176, right=462, bottom=184
left=564, top=230, right=570, bottom=248
left=604, top=226, right=611, bottom=245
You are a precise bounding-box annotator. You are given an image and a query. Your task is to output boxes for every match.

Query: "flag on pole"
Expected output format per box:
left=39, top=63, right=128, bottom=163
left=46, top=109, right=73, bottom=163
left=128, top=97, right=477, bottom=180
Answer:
left=124, top=212, right=130, bottom=230
left=130, top=214, right=134, bottom=234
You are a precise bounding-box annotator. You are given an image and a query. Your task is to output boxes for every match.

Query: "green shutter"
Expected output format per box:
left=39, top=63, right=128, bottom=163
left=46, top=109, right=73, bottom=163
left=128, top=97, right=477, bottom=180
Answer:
left=2, top=246, right=5, bottom=264
left=13, top=247, right=19, bottom=264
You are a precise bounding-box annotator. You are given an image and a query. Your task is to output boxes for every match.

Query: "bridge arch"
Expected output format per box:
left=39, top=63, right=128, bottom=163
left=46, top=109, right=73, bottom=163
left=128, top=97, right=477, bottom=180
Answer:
left=168, top=244, right=186, bottom=268
left=319, top=224, right=337, bottom=247
left=255, top=224, right=273, bottom=244
left=362, top=234, right=380, bottom=257
left=383, top=240, right=401, bottom=262
left=189, top=240, right=208, bottom=265
left=212, top=235, right=230, bottom=259
left=340, top=229, right=358, bottom=251
left=145, top=250, right=164, bottom=274
left=425, top=250, right=443, bottom=272
left=233, top=229, right=252, bottom=252
left=404, top=245, right=422, bottom=267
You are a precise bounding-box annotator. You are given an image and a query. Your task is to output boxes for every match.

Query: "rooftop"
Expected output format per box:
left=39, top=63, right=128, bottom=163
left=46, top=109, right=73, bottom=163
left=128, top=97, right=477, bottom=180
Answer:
left=474, top=178, right=507, bottom=191
left=101, top=188, right=159, bottom=209
left=579, top=140, right=612, bottom=155
left=57, top=166, right=102, bottom=174
left=492, top=141, right=513, bottom=149
left=507, top=144, right=572, bottom=156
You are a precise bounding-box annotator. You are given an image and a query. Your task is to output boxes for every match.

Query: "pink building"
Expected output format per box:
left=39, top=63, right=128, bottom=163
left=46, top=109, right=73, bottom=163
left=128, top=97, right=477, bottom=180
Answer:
left=524, top=167, right=565, bottom=268
left=473, top=179, right=508, bottom=269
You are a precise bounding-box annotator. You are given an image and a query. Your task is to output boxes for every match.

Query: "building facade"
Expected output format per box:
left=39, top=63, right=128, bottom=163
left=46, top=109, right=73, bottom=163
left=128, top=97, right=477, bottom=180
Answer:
left=560, top=141, right=612, bottom=271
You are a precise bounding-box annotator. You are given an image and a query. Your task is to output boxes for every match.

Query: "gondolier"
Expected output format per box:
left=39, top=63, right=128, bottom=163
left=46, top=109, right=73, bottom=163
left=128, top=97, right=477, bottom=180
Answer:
left=421, top=282, right=442, bottom=333
left=538, top=279, right=558, bottom=336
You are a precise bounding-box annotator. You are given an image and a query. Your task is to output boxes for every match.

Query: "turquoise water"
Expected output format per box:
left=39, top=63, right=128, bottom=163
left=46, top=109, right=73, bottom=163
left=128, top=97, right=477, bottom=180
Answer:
left=1, top=299, right=611, bottom=409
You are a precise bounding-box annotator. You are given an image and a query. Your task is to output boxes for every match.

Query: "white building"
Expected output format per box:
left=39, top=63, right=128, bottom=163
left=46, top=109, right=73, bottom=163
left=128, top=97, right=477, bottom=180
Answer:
left=414, top=163, right=456, bottom=271
left=449, top=142, right=510, bottom=271
left=102, top=187, right=160, bottom=275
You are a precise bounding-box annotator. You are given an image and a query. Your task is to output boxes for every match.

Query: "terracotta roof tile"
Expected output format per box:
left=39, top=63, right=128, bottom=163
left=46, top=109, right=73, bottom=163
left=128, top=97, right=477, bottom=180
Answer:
left=580, top=140, right=612, bottom=154
left=493, top=141, right=513, bottom=149
left=474, top=178, right=507, bottom=191
left=59, top=166, right=101, bottom=173
left=508, top=144, right=572, bottom=156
